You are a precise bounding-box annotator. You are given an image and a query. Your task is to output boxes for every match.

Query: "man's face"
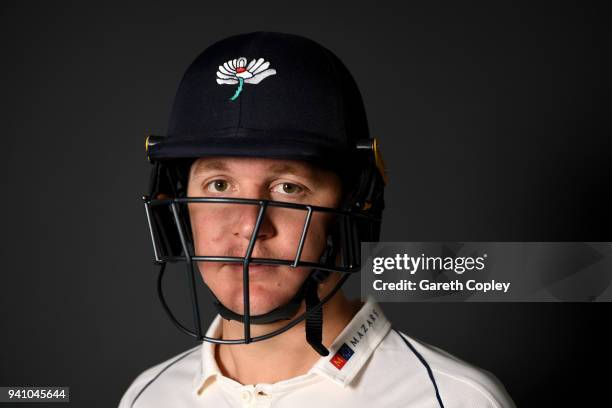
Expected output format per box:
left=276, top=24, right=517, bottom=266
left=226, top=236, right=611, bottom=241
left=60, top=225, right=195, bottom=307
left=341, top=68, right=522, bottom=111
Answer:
left=186, top=157, right=342, bottom=316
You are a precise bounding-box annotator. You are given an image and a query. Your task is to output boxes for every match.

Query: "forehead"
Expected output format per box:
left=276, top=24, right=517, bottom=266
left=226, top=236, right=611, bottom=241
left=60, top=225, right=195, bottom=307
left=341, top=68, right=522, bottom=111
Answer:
left=189, top=156, right=328, bottom=180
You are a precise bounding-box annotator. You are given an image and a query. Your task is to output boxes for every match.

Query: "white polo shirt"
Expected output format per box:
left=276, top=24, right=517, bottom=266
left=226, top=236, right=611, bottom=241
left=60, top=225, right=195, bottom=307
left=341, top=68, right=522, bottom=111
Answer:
left=119, top=297, right=516, bottom=407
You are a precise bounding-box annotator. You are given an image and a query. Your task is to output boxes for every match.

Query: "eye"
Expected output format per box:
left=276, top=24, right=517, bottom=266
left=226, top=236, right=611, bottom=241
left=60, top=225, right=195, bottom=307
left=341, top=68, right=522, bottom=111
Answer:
left=272, top=182, right=303, bottom=195
left=206, top=179, right=229, bottom=193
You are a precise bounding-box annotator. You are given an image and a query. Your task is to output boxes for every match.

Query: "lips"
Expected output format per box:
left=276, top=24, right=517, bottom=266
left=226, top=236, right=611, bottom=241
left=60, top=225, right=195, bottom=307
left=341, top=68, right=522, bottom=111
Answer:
left=221, top=263, right=281, bottom=275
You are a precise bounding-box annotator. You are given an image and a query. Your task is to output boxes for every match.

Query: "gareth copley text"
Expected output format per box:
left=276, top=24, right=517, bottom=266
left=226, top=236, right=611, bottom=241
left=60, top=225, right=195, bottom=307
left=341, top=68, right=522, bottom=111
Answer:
left=373, top=279, right=511, bottom=293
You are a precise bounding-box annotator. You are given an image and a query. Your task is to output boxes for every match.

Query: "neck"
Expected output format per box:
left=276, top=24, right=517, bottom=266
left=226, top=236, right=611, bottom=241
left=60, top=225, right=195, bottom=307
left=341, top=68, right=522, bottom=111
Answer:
left=216, top=281, right=362, bottom=385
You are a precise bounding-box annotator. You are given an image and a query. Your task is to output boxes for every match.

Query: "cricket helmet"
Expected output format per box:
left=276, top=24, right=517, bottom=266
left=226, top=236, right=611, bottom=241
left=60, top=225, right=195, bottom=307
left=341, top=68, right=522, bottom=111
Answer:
left=143, top=31, right=387, bottom=356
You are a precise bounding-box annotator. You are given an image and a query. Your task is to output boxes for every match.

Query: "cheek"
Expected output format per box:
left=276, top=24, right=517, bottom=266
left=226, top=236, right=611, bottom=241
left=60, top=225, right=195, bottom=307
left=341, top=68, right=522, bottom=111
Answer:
left=188, top=205, right=231, bottom=250
left=267, top=210, right=325, bottom=261
left=297, top=213, right=333, bottom=262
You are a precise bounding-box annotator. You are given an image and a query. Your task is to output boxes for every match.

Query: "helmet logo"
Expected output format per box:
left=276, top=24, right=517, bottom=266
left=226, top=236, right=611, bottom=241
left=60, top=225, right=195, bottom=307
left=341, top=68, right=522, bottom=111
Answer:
left=216, top=57, right=277, bottom=101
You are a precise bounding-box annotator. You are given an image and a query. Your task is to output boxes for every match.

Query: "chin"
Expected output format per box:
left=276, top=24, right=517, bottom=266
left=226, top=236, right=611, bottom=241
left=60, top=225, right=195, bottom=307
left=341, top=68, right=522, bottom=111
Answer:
left=216, top=282, right=297, bottom=316
left=202, top=263, right=309, bottom=316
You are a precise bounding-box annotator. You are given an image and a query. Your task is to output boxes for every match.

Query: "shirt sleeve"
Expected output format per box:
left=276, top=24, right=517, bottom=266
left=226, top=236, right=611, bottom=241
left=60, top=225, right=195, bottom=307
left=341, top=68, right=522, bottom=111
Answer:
left=433, top=366, right=517, bottom=408
left=117, top=364, right=162, bottom=408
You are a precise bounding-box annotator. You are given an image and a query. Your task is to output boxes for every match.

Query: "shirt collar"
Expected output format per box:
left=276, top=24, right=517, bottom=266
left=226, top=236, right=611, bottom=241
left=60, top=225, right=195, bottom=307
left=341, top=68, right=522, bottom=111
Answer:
left=192, top=314, right=224, bottom=397
left=192, top=296, right=391, bottom=395
left=309, top=296, right=390, bottom=387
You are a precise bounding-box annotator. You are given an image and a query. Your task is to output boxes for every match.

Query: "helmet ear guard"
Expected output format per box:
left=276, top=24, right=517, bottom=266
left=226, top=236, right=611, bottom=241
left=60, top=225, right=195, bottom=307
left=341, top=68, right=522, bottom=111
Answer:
left=141, top=136, right=385, bottom=356
left=341, top=137, right=387, bottom=242
left=144, top=159, right=194, bottom=261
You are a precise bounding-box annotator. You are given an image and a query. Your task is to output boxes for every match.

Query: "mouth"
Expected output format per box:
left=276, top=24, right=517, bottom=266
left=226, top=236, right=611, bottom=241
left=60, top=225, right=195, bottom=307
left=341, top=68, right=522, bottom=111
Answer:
left=221, top=263, right=281, bottom=275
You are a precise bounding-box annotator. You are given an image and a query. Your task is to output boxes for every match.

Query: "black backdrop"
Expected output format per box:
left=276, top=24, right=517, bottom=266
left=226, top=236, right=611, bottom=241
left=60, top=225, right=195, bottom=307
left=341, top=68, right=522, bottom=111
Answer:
left=0, top=1, right=609, bottom=407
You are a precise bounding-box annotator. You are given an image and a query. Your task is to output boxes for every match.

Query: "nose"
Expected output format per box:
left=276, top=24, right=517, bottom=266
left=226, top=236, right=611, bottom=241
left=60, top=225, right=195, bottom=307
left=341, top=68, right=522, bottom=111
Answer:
left=234, top=202, right=276, bottom=242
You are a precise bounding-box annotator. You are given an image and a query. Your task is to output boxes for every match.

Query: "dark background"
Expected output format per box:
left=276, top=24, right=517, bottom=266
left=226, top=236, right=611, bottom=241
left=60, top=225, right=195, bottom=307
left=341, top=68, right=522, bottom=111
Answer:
left=1, top=1, right=609, bottom=407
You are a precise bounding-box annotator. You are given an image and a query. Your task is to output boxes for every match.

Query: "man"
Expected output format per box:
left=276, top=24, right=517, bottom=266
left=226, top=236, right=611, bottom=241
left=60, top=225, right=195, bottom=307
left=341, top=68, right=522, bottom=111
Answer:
left=120, top=31, right=516, bottom=407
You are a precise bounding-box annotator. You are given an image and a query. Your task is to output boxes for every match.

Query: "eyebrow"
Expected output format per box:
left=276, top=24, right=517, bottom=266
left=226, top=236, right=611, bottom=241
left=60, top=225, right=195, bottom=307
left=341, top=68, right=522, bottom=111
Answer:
left=191, top=160, right=317, bottom=179
left=267, top=163, right=314, bottom=177
left=191, top=160, right=230, bottom=175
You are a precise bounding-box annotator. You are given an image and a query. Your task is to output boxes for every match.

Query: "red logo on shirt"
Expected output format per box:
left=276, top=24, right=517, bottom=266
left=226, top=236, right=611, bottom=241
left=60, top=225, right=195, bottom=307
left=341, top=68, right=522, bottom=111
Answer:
left=330, top=354, right=347, bottom=369
left=329, top=343, right=354, bottom=370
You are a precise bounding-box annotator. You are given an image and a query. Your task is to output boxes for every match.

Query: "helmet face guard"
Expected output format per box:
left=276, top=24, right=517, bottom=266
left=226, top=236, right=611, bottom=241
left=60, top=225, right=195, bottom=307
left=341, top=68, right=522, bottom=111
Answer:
left=143, top=195, right=381, bottom=344
left=141, top=140, right=385, bottom=356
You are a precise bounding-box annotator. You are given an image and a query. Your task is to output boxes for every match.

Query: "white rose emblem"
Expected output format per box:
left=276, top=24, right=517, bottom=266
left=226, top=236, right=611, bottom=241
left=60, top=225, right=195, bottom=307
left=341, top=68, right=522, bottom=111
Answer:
left=216, top=57, right=277, bottom=101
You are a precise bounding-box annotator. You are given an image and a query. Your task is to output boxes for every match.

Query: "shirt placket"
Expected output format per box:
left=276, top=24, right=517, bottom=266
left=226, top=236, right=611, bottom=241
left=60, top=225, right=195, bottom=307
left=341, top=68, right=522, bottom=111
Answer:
left=236, top=385, right=273, bottom=408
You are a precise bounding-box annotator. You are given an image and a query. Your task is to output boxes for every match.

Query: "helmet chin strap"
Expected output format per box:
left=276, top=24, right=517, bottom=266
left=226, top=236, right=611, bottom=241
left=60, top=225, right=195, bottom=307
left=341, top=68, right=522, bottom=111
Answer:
left=210, top=235, right=336, bottom=356
left=211, top=276, right=310, bottom=324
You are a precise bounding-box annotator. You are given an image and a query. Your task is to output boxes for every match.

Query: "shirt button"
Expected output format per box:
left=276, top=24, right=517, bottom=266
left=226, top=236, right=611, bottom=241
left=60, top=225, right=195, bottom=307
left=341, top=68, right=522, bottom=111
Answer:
left=240, top=391, right=251, bottom=403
